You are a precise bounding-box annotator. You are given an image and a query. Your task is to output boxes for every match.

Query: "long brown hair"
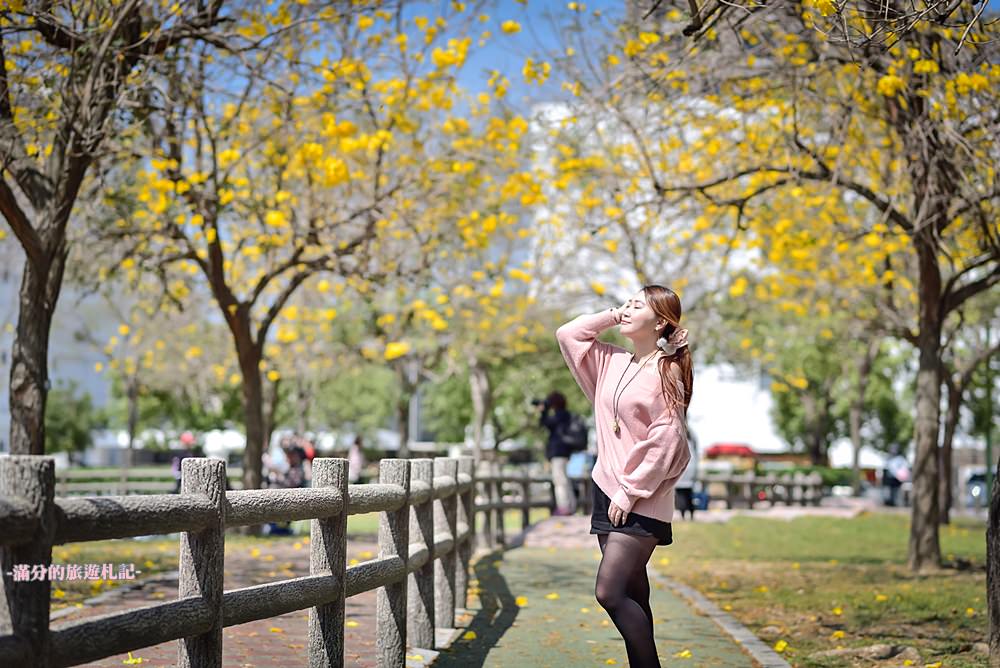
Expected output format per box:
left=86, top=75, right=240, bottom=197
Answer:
left=642, top=284, right=693, bottom=414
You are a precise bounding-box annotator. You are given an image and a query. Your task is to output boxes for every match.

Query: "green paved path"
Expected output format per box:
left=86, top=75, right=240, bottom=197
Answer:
left=435, top=542, right=757, bottom=667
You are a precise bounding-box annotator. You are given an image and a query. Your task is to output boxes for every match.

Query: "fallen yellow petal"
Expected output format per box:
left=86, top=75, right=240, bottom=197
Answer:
left=515, top=596, right=528, bottom=606
left=545, top=592, right=560, bottom=600
left=605, top=660, right=617, bottom=665
left=269, top=627, right=283, bottom=633
left=463, top=630, right=477, bottom=640
left=774, top=639, right=788, bottom=652
left=673, top=648, right=692, bottom=658
left=346, top=620, right=359, bottom=628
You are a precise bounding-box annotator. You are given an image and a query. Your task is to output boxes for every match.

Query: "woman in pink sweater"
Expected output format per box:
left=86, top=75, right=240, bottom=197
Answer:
left=555, top=284, right=693, bottom=668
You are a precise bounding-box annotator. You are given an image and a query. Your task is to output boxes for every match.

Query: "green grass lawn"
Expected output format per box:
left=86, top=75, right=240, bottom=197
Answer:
left=653, top=511, right=986, bottom=668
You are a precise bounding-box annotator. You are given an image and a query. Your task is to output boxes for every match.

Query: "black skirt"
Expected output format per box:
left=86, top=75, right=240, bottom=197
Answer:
left=590, top=481, right=673, bottom=546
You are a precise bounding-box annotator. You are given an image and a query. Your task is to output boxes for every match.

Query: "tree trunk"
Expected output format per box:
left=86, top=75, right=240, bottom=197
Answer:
left=396, top=397, right=410, bottom=459
left=908, top=239, right=943, bottom=572
left=800, top=393, right=826, bottom=466
left=850, top=340, right=878, bottom=496
left=295, top=378, right=308, bottom=435
left=468, top=357, right=492, bottom=465
left=263, top=377, right=281, bottom=456
left=119, top=375, right=139, bottom=493
left=848, top=399, right=863, bottom=493
left=938, top=383, right=961, bottom=525
left=9, top=249, right=65, bottom=455
left=236, top=338, right=265, bottom=492
left=987, top=454, right=1000, bottom=662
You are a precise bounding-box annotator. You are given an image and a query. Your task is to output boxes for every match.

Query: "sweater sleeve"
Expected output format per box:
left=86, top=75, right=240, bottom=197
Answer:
left=610, top=411, right=692, bottom=514
left=555, top=308, right=623, bottom=404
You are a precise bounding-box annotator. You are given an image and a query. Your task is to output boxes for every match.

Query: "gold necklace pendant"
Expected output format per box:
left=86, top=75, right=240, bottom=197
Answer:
left=610, top=349, right=657, bottom=437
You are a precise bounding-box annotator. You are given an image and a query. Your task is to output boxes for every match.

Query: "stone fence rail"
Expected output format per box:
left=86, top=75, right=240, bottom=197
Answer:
left=54, top=466, right=246, bottom=495
left=700, top=471, right=825, bottom=508
left=0, top=455, right=555, bottom=668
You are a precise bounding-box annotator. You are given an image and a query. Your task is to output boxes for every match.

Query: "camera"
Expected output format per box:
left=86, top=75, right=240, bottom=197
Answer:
left=531, top=398, right=548, bottom=407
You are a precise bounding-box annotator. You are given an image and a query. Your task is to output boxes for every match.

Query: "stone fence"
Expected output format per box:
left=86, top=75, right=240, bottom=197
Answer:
left=700, top=471, right=825, bottom=508
left=53, top=466, right=245, bottom=495
left=0, top=455, right=556, bottom=668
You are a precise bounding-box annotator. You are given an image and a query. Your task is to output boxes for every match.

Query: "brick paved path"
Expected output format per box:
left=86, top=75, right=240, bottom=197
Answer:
left=62, top=536, right=418, bottom=667
left=435, top=515, right=760, bottom=667
left=62, top=508, right=799, bottom=667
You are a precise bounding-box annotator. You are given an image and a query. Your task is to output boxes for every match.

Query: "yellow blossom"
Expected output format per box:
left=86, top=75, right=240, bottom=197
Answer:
left=385, top=341, right=411, bottom=360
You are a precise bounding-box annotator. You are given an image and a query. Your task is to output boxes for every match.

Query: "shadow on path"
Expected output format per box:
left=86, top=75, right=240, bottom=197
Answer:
left=432, top=520, right=764, bottom=667
left=433, top=548, right=520, bottom=667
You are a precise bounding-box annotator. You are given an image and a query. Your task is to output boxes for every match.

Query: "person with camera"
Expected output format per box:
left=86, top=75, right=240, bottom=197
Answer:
left=536, top=391, right=582, bottom=516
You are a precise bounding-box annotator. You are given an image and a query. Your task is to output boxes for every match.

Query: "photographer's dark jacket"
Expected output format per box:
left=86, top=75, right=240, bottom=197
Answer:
left=540, top=408, right=574, bottom=459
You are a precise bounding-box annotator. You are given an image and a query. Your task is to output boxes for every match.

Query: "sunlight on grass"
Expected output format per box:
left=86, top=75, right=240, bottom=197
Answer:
left=654, top=513, right=986, bottom=667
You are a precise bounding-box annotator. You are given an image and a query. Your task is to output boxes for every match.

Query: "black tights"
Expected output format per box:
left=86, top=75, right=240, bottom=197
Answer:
left=595, top=532, right=661, bottom=667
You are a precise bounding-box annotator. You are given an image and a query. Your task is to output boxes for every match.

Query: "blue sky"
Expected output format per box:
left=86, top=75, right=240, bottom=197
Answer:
left=405, top=0, right=626, bottom=112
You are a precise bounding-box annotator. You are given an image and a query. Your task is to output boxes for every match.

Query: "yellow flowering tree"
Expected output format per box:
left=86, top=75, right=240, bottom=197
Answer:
left=557, top=0, right=997, bottom=572
left=658, top=0, right=992, bottom=51
left=92, top=1, right=527, bottom=488
left=0, top=1, right=233, bottom=455
left=313, top=105, right=539, bottom=459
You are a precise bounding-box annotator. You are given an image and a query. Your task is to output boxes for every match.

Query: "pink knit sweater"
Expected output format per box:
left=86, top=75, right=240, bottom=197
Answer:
left=556, top=308, right=691, bottom=523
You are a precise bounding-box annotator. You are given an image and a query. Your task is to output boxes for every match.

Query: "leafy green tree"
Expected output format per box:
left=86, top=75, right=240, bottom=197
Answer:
left=44, top=381, right=107, bottom=457
left=422, top=316, right=605, bottom=459
left=311, top=362, right=399, bottom=439
left=104, top=375, right=244, bottom=436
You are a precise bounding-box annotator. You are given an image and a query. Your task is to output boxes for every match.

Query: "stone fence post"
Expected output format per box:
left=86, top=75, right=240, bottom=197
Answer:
left=0, top=455, right=55, bottom=667
left=407, top=459, right=434, bottom=649
left=309, top=458, right=348, bottom=667
left=455, top=457, right=473, bottom=612
left=434, top=458, right=458, bottom=630
left=376, top=459, right=410, bottom=668
left=177, top=458, right=226, bottom=668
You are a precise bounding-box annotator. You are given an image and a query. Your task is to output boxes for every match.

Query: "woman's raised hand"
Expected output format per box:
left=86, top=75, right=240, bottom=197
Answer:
left=613, top=300, right=629, bottom=324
